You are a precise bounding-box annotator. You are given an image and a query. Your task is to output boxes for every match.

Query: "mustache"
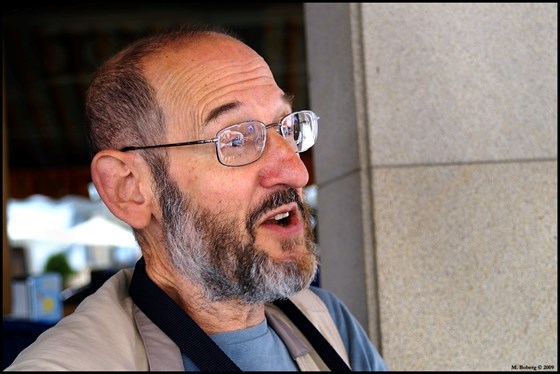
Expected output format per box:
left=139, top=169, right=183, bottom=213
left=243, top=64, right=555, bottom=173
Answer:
left=247, top=187, right=305, bottom=230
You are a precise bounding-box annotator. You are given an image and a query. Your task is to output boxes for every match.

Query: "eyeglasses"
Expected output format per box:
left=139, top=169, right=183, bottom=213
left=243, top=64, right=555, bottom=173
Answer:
left=120, top=110, right=319, bottom=167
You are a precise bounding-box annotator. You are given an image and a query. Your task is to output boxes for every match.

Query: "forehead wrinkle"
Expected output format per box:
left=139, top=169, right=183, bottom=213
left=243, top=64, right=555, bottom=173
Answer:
left=162, top=58, right=269, bottom=101
left=196, top=75, right=279, bottom=118
left=154, top=57, right=275, bottom=118
left=153, top=68, right=196, bottom=108
left=196, top=64, right=275, bottom=104
left=148, top=69, right=195, bottom=134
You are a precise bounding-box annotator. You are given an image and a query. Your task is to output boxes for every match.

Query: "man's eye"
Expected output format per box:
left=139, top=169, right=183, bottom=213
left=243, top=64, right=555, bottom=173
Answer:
left=220, top=131, right=246, bottom=148
left=281, top=126, right=293, bottom=137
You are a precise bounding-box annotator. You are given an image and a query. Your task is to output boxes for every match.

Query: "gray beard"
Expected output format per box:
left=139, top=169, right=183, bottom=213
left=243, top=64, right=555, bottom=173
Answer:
left=157, top=172, right=318, bottom=304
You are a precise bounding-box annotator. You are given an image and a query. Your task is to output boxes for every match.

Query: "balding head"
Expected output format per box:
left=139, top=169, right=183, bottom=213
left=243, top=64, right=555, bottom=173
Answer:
left=84, top=26, right=247, bottom=157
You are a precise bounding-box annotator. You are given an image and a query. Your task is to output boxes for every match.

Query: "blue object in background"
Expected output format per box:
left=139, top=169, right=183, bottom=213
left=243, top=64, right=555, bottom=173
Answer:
left=11, top=273, right=62, bottom=323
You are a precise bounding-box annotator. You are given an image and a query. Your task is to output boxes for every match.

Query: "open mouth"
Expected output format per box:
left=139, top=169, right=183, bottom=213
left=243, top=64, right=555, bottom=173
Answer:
left=257, top=203, right=302, bottom=236
left=271, top=211, right=292, bottom=227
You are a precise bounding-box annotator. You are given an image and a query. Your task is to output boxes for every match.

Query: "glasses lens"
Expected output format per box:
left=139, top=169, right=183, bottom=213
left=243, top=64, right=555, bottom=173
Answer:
left=217, top=121, right=266, bottom=166
left=280, top=110, right=318, bottom=153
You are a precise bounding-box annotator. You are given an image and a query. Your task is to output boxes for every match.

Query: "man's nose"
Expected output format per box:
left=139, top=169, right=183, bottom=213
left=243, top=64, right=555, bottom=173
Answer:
left=257, top=129, right=309, bottom=189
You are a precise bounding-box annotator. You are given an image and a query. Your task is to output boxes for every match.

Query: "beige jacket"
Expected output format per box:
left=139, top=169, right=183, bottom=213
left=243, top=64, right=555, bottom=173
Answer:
left=6, top=268, right=349, bottom=371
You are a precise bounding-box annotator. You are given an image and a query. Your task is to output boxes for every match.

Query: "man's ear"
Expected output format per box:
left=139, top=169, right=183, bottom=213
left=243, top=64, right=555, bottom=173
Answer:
left=91, top=150, right=153, bottom=229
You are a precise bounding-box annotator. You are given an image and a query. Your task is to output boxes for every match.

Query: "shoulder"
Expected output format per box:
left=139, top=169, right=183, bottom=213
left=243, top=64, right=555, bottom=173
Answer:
left=307, top=286, right=390, bottom=371
left=305, top=286, right=360, bottom=341
left=308, top=285, right=342, bottom=308
left=5, top=268, right=148, bottom=371
left=307, top=286, right=355, bottom=324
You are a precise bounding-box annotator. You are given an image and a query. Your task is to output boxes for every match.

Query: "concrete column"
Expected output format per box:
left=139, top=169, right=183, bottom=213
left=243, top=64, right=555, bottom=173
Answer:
left=305, top=3, right=557, bottom=370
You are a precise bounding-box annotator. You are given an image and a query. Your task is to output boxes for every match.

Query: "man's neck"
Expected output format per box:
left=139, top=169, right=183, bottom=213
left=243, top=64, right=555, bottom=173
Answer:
left=145, top=258, right=266, bottom=335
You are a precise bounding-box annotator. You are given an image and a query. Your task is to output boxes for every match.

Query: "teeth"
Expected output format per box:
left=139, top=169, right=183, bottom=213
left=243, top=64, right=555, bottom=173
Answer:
left=274, top=212, right=290, bottom=221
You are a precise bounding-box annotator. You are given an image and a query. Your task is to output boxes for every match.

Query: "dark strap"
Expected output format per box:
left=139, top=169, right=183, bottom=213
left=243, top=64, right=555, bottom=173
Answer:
left=129, top=258, right=241, bottom=372
left=273, top=298, right=352, bottom=371
left=130, top=257, right=351, bottom=371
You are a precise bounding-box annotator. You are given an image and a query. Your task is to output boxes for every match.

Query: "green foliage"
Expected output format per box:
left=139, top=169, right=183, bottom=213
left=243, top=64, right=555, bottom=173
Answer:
left=44, top=252, right=75, bottom=280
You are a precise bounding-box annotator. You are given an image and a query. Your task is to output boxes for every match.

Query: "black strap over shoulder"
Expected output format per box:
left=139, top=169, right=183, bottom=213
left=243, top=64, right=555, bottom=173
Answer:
left=273, top=298, right=352, bottom=371
left=130, top=257, right=352, bottom=371
left=129, top=258, right=241, bottom=372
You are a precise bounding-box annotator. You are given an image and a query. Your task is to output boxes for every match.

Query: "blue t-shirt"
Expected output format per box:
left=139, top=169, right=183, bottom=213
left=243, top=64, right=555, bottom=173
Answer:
left=182, top=286, right=389, bottom=371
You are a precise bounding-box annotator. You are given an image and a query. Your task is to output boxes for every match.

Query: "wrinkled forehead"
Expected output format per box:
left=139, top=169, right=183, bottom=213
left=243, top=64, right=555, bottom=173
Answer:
left=142, top=34, right=283, bottom=136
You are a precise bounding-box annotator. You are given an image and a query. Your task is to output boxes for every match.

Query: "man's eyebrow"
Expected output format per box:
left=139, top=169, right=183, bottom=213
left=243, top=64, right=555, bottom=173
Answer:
left=203, top=93, right=294, bottom=127
left=204, top=101, right=242, bottom=127
left=282, top=93, right=295, bottom=108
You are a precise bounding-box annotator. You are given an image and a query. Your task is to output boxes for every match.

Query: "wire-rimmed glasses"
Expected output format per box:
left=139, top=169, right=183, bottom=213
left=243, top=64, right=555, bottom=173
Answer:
left=120, top=110, right=319, bottom=167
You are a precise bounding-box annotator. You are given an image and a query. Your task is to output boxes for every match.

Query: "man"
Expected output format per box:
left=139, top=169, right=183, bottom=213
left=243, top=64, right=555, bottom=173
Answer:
left=6, top=26, right=388, bottom=371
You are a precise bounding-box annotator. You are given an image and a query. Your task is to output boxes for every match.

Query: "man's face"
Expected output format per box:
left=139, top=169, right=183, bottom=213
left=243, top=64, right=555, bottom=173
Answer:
left=155, top=166, right=317, bottom=303
left=145, top=34, right=318, bottom=302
